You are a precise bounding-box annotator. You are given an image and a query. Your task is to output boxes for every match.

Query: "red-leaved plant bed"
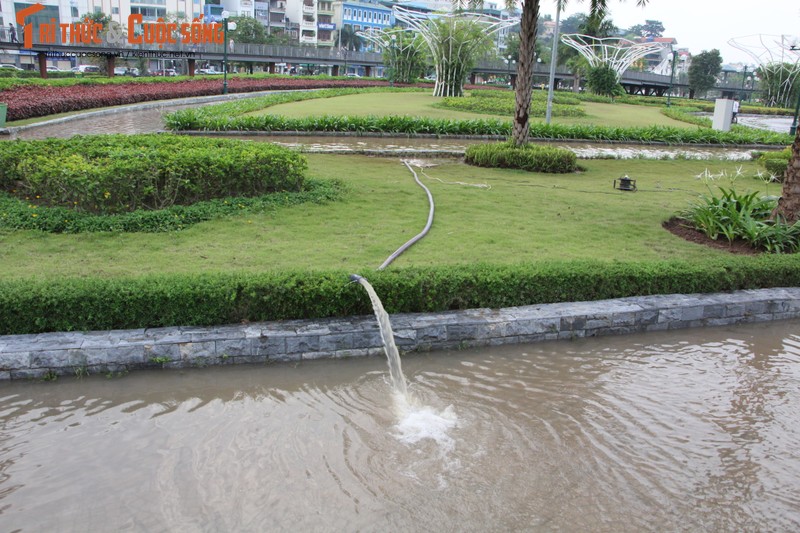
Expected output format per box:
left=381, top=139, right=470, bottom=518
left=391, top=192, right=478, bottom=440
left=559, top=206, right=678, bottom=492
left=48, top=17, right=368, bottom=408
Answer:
left=1, top=77, right=422, bottom=121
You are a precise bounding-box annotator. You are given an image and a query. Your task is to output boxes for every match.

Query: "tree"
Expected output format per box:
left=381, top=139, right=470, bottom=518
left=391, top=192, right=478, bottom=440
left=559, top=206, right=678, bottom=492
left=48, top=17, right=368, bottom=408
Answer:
left=230, top=16, right=268, bottom=44
left=80, top=11, right=112, bottom=28
left=456, top=0, right=648, bottom=145
left=756, top=62, right=800, bottom=108
left=339, top=24, right=363, bottom=52
left=687, top=49, right=722, bottom=99
left=586, top=63, right=623, bottom=97
left=628, top=19, right=664, bottom=39
left=773, top=128, right=800, bottom=221
left=383, top=32, right=427, bottom=84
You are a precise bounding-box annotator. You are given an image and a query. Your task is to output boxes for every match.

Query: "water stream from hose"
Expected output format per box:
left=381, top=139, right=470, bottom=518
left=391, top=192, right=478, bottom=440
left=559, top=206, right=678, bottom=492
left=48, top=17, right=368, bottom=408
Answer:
left=349, top=274, right=408, bottom=398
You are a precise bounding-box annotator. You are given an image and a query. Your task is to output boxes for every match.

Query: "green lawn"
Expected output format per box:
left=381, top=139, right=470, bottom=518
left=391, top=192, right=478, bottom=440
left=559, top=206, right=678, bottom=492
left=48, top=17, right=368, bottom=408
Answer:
left=0, top=154, right=781, bottom=280
left=258, top=91, right=692, bottom=128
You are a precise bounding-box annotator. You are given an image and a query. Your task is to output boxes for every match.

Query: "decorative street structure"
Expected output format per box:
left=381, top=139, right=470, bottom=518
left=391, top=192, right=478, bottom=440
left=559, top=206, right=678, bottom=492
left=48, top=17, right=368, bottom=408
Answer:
left=560, top=34, right=669, bottom=80
left=390, top=7, right=518, bottom=97
left=729, top=34, right=800, bottom=118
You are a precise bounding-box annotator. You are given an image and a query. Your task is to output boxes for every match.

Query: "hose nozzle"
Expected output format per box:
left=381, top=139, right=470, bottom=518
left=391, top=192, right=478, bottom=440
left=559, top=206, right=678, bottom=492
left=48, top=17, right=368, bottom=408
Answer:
left=349, top=274, right=363, bottom=283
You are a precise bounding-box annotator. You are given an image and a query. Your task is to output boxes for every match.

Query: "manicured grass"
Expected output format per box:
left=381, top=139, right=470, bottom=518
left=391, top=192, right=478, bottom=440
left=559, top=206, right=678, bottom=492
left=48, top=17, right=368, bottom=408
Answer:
left=259, top=91, right=692, bottom=128
left=0, top=153, right=786, bottom=281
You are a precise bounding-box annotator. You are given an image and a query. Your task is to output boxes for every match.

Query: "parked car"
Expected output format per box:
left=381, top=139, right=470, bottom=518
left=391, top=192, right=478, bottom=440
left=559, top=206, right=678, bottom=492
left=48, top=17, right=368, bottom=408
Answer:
left=113, top=67, right=127, bottom=76
left=345, top=72, right=361, bottom=78
left=0, top=64, right=24, bottom=71
left=71, top=65, right=101, bottom=73
left=46, top=66, right=62, bottom=72
left=197, top=68, right=222, bottom=75
left=153, top=69, right=177, bottom=77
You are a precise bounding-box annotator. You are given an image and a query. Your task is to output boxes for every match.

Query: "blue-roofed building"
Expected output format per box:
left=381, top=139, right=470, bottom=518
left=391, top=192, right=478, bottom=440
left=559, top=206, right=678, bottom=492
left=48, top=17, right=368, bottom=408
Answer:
left=334, top=0, right=393, bottom=50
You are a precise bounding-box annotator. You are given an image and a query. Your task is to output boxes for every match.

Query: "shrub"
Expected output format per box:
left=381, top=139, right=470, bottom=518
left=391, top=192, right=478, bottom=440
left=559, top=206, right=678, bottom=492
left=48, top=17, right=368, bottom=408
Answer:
left=0, top=134, right=307, bottom=214
left=0, top=178, right=345, bottom=233
left=3, top=258, right=800, bottom=335
left=464, top=142, right=579, bottom=173
left=759, top=147, right=791, bottom=180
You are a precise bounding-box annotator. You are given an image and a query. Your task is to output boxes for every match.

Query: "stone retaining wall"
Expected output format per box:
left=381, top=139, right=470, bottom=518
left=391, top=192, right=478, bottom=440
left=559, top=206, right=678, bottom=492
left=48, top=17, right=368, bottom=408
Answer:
left=2, top=287, right=799, bottom=380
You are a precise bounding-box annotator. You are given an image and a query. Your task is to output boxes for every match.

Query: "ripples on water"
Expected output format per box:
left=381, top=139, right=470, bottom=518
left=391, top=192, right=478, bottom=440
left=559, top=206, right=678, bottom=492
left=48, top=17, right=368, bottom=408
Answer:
left=2, top=320, right=800, bottom=531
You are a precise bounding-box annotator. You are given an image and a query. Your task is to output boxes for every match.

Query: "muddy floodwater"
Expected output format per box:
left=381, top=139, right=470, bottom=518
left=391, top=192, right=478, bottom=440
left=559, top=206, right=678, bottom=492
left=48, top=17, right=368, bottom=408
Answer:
left=2, top=319, right=799, bottom=531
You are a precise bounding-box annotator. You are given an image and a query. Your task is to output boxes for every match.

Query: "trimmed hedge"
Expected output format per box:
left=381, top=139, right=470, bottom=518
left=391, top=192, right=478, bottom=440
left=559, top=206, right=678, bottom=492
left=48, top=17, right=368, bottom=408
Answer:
left=465, top=142, right=579, bottom=173
left=759, top=147, right=791, bottom=179
left=3, top=258, right=800, bottom=334
left=0, top=135, right=307, bottom=214
left=0, top=178, right=345, bottom=233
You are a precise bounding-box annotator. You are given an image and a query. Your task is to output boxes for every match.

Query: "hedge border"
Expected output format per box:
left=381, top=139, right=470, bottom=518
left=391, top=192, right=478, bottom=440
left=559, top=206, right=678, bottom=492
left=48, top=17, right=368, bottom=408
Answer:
left=2, top=257, right=800, bottom=335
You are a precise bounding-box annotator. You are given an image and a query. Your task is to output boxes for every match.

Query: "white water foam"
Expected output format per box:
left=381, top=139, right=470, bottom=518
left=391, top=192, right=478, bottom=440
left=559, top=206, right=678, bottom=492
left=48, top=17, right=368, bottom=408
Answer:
left=392, top=394, right=459, bottom=452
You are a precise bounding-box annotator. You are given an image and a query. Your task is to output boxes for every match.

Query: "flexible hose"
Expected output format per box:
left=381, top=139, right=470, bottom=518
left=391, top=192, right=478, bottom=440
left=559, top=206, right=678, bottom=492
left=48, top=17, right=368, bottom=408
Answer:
left=377, top=160, right=435, bottom=270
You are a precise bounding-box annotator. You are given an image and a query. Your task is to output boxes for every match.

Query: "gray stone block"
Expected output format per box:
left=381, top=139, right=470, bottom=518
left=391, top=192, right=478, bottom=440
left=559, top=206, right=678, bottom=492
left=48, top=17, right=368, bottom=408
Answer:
left=30, top=350, right=70, bottom=368
left=0, top=351, right=30, bottom=370
left=180, top=341, right=216, bottom=361
left=144, top=344, right=181, bottom=362
left=216, top=338, right=253, bottom=357
left=286, top=336, right=320, bottom=354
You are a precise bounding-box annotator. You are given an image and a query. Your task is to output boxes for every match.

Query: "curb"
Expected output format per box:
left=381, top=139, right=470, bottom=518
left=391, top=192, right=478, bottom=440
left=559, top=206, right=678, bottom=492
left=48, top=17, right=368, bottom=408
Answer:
left=2, top=287, right=799, bottom=380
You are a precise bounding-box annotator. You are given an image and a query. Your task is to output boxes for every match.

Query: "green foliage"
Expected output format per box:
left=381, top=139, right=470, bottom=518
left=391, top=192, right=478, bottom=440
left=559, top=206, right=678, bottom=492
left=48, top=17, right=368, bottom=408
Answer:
left=0, top=178, right=344, bottom=233
left=681, top=185, right=800, bottom=253
left=0, top=135, right=307, bottom=214
left=585, top=64, right=624, bottom=98
left=434, top=93, right=585, bottom=118
left=4, top=258, right=800, bottom=335
left=756, top=62, right=800, bottom=108
left=428, top=17, right=493, bottom=97
left=464, top=142, right=579, bottom=173
left=759, top=148, right=791, bottom=180
left=384, top=32, right=428, bottom=84
left=688, top=49, right=722, bottom=97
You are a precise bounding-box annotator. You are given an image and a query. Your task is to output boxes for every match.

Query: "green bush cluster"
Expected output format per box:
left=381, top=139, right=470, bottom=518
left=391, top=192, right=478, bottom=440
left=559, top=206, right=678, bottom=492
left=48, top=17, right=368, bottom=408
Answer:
left=759, top=147, right=791, bottom=180
left=0, top=178, right=344, bottom=233
left=680, top=186, right=800, bottom=253
left=0, top=135, right=307, bottom=214
left=434, top=94, right=586, bottom=118
left=3, top=258, right=800, bottom=335
left=464, top=142, right=579, bottom=173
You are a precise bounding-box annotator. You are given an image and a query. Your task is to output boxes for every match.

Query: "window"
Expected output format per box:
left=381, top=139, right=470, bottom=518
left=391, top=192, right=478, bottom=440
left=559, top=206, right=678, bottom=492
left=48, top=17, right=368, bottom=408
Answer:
left=112, top=7, right=119, bottom=14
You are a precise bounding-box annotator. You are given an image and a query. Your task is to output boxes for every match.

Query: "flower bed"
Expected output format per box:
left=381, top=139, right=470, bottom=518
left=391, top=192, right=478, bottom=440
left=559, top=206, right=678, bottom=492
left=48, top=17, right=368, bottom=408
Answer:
left=0, top=76, right=421, bottom=121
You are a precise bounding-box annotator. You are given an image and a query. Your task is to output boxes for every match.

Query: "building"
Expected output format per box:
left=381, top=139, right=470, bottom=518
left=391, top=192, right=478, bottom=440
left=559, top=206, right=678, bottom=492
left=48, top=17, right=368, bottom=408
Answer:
left=334, top=0, right=392, bottom=50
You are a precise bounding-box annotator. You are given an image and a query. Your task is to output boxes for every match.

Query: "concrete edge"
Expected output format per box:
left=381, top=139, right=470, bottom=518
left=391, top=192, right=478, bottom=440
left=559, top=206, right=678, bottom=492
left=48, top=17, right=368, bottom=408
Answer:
left=2, top=287, right=799, bottom=380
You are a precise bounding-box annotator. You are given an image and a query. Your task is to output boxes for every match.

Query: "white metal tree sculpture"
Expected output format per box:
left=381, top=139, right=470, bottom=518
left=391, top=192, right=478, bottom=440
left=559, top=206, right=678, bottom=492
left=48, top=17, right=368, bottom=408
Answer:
left=729, top=34, right=800, bottom=108
left=560, top=34, right=668, bottom=80
left=358, top=28, right=426, bottom=84
left=391, top=7, right=518, bottom=97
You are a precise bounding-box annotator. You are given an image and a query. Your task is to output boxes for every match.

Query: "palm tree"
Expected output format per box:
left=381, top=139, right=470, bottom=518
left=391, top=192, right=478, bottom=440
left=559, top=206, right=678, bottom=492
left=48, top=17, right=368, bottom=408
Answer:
left=339, top=24, right=363, bottom=52
left=773, top=128, right=800, bottom=221
left=508, top=0, right=648, bottom=146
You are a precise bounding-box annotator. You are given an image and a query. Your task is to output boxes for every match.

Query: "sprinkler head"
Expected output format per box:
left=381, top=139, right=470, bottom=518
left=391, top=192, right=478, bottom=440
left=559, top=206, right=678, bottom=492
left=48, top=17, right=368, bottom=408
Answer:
left=349, top=274, right=363, bottom=283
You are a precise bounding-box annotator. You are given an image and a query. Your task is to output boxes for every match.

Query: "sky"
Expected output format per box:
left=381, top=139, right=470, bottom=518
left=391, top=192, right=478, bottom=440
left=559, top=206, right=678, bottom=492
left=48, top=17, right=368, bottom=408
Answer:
left=544, top=0, right=800, bottom=66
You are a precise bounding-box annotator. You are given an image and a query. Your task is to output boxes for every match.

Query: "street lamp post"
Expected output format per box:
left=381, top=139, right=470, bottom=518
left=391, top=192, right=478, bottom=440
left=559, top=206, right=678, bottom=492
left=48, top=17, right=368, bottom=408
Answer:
left=505, top=55, right=513, bottom=87
left=221, top=11, right=237, bottom=95
left=389, top=34, right=396, bottom=87
left=740, top=64, right=748, bottom=101
left=666, top=50, right=678, bottom=107
left=791, top=45, right=800, bottom=136
left=545, top=0, right=561, bottom=124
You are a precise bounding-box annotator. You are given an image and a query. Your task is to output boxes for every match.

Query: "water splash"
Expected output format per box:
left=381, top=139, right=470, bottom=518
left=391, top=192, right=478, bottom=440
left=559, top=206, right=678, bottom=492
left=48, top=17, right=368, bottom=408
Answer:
left=350, top=274, right=408, bottom=398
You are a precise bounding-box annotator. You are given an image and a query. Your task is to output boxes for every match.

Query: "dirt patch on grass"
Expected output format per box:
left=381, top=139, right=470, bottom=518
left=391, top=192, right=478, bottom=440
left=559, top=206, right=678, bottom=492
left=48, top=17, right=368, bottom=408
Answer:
left=663, top=217, right=758, bottom=255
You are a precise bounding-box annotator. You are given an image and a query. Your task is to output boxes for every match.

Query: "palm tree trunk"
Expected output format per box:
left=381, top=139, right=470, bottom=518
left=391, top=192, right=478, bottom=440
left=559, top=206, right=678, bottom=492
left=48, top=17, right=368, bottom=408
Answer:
left=773, top=127, right=800, bottom=222
left=511, top=0, right=539, bottom=146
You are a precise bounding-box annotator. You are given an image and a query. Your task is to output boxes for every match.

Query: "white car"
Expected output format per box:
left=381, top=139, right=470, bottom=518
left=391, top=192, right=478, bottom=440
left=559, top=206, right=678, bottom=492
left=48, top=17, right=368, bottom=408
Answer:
left=46, top=66, right=62, bottom=72
left=0, top=64, right=24, bottom=71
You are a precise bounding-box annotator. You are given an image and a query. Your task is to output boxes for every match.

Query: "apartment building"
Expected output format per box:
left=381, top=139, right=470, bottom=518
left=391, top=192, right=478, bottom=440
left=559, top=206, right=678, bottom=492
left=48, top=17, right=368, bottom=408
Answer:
left=333, top=0, right=392, bottom=50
